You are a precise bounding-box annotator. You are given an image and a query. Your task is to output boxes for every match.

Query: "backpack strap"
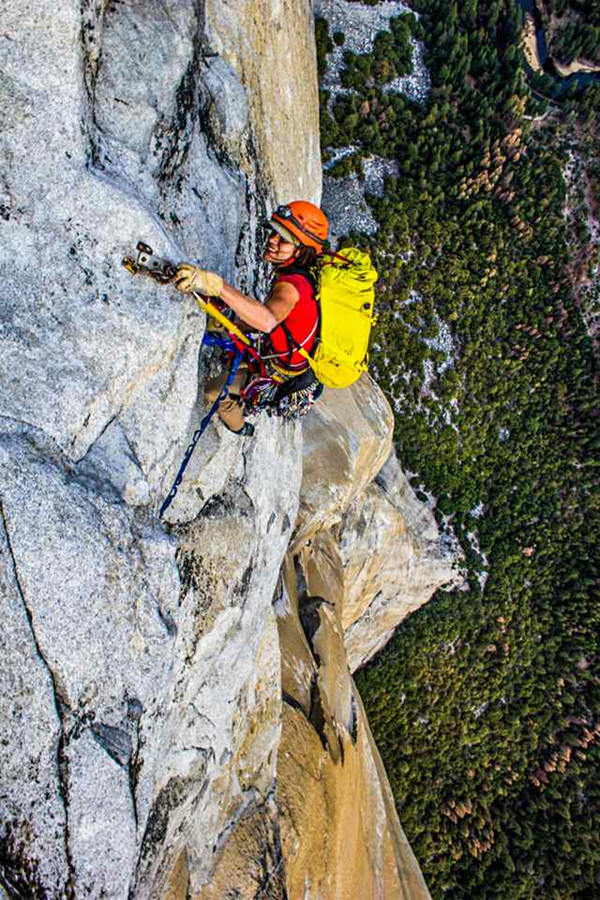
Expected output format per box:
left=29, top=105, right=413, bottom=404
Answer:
left=278, top=320, right=297, bottom=366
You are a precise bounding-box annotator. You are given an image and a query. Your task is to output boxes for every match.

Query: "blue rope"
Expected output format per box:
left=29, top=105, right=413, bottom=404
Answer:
left=159, top=347, right=243, bottom=518
left=202, top=331, right=238, bottom=353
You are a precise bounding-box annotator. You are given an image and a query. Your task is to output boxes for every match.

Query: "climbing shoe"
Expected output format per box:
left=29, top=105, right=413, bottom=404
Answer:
left=234, top=422, right=255, bottom=437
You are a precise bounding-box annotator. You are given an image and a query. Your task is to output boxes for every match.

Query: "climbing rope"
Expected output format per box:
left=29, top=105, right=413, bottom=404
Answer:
left=159, top=340, right=243, bottom=518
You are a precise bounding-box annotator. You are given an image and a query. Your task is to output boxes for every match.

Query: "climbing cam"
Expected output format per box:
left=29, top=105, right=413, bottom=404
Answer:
left=122, top=242, right=177, bottom=284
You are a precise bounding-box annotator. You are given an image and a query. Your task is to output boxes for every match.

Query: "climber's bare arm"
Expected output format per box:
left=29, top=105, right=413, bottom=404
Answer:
left=219, top=280, right=299, bottom=333
left=173, top=264, right=299, bottom=333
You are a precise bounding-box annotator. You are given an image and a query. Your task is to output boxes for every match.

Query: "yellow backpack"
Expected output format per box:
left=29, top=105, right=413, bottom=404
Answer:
left=297, top=248, right=378, bottom=389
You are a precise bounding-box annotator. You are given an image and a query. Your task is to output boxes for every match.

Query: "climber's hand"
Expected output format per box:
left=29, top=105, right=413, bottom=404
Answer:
left=174, top=264, right=223, bottom=297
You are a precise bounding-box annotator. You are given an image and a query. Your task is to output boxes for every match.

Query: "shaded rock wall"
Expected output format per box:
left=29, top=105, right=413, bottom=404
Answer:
left=0, top=2, right=454, bottom=898
left=1, top=2, right=312, bottom=896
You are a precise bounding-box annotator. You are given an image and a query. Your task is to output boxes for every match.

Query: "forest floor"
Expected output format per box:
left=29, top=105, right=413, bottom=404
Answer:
left=315, top=0, right=430, bottom=106
left=317, top=0, right=428, bottom=242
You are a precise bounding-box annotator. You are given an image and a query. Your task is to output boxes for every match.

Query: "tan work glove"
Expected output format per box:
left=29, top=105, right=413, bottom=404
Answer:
left=174, top=263, right=223, bottom=297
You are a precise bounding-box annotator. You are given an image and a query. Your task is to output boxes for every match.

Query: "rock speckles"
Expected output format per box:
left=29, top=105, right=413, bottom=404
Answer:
left=363, top=154, right=401, bottom=197
left=322, top=174, right=379, bottom=240
left=323, top=154, right=400, bottom=241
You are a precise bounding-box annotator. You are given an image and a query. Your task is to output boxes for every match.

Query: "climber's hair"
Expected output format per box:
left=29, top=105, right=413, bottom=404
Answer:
left=283, top=245, right=320, bottom=290
left=292, top=245, right=319, bottom=270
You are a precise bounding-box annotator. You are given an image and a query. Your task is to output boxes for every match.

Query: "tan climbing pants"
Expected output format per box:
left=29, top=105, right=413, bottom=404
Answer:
left=205, top=363, right=248, bottom=433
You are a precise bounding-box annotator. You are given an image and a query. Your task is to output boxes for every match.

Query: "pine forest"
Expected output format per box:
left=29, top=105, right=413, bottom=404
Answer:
left=317, top=0, right=600, bottom=896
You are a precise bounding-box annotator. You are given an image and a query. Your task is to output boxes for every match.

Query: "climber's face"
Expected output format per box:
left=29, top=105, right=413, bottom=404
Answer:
left=264, top=231, right=298, bottom=266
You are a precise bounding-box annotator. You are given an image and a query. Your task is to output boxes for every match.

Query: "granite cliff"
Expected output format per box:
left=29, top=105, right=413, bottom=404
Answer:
left=0, top=2, right=455, bottom=897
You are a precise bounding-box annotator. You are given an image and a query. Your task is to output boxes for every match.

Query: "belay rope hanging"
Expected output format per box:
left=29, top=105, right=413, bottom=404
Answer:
left=159, top=334, right=243, bottom=517
left=122, top=243, right=255, bottom=517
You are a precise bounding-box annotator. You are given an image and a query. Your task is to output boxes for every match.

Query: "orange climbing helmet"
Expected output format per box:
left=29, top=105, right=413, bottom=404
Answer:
left=269, top=201, right=329, bottom=254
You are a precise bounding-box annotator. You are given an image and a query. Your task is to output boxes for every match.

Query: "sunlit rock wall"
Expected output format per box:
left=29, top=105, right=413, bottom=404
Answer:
left=0, top=2, right=452, bottom=898
left=205, top=0, right=322, bottom=204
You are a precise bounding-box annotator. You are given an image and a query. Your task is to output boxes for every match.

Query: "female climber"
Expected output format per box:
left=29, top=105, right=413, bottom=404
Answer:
left=174, top=200, right=329, bottom=435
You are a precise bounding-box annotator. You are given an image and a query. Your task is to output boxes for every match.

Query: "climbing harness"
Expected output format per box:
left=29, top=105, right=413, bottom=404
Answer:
left=241, top=365, right=323, bottom=421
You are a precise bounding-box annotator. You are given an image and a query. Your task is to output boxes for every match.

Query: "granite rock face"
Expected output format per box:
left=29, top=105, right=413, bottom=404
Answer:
left=205, top=0, right=323, bottom=205
left=295, top=383, right=458, bottom=673
left=274, top=556, right=432, bottom=900
left=294, top=373, right=394, bottom=547
left=340, top=451, right=460, bottom=671
left=0, top=2, right=453, bottom=898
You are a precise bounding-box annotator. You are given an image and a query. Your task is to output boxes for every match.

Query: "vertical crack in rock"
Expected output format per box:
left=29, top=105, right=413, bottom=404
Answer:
left=235, top=562, right=254, bottom=605
left=288, top=559, right=337, bottom=754
left=126, top=700, right=144, bottom=832
left=306, top=677, right=329, bottom=753
left=0, top=500, right=77, bottom=899
left=253, top=831, right=286, bottom=900
left=234, top=147, right=269, bottom=297
left=300, top=594, right=338, bottom=757
left=132, top=765, right=210, bottom=898
left=79, top=0, right=108, bottom=172
left=292, top=553, right=308, bottom=601
left=155, top=18, right=206, bottom=190
left=236, top=130, right=276, bottom=301
left=255, top=789, right=287, bottom=900
left=197, top=59, right=239, bottom=172
left=209, top=789, right=288, bottom=900
left=128, top=759, right=140, bottom=835
left=348, top=692, right=359, bottom=746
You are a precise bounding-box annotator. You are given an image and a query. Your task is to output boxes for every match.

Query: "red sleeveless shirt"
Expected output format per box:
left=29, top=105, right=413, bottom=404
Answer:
left=266, top=273, right=319, bottom=371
